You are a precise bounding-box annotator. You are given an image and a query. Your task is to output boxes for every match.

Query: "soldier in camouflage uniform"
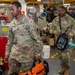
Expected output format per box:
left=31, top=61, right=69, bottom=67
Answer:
left=4, top=2, right=43, bottom=75
left=50, top=6, right=75, bottom=75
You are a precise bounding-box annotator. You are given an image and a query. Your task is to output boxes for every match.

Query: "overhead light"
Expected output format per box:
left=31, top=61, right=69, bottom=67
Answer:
left=37, top=0, right=41, bottom=1
left=63, top=4, right=70, bottom=6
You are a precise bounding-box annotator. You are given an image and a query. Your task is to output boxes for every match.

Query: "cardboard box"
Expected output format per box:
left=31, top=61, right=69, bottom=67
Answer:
left=46, top=36, right=55, bottom=46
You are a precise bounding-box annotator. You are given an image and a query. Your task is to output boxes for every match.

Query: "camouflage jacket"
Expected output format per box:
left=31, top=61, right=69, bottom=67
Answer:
left=5, top=15, right=43, bottom=62
left=51, top=14, right=75, bottom=42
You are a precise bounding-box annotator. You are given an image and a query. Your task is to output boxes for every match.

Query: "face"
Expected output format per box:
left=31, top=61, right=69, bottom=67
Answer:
left=9, top=4, right=21, bottom=18
left=58, top=8, right=66, bottom=17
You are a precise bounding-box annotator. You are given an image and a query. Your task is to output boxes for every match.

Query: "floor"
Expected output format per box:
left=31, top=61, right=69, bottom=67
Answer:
left=45, top=47, right=75, bottom=75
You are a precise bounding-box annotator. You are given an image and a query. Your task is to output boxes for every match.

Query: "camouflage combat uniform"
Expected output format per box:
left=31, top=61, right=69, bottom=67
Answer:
left=5, top=15, right=43, bottom=74
left=51, top=14, right=75, bottom=68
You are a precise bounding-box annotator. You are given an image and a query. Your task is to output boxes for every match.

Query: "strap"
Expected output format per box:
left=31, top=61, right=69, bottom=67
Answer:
left=32, top=59, right=41, bottom=68
left=59, top=17, right=62, bottom=32
left=59, top=17, right=72, bottom=33
left=36, top=68, right=45, bottom=74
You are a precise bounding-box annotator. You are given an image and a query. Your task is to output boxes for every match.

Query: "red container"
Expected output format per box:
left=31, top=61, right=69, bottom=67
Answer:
left=0, top=37, right=9, bottom=70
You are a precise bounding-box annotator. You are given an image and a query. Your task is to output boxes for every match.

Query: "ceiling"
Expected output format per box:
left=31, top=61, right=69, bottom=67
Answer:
left=25, top=0, right=64, bottom=2
left=25, top=0, right=75, bottom=5
left=0, top=0, right=18, bottom=2
left=25, top=0, right=75, bottom=3
left=25, top=0, right=64, bottom=4
left=0, top=0, right=74, bottom=5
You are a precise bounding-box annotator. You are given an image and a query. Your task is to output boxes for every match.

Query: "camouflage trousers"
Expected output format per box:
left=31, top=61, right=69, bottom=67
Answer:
left=58, top=51, right=70, bottom=69
left=7, top=58, right=34, bottom=75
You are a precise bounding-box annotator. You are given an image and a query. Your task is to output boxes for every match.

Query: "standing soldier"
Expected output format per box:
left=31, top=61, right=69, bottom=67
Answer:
left=4, top=2, right=43, bottom=75
left=50, top=6, right=75, bottom=75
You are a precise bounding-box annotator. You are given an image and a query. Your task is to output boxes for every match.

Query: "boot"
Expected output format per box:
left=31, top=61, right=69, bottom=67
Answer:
left=64, top=69, right=70, bottom=75
left=59, top=67, right=65, bottom=74
left=70, top=47, right=75, bottom=58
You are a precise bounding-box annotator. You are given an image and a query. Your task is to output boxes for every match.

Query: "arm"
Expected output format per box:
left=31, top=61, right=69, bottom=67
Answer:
left=50, top=17, right=61, bottom=35
left=5, top=28, right=14, bottom=56
left=28, top=19, right=43, bottom=58
left=67, top=19, right=75, bottom=41
left=4, top=27, right=14, bottom=63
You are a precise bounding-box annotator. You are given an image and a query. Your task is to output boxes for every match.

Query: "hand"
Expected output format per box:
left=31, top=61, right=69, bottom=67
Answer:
left=4, top=56, right=9, bottom=63
left=56, top=32, right=62, bottom=36
left=34, top=56, right=41, bottom=61
left=68, top=36, right=71, bottom=39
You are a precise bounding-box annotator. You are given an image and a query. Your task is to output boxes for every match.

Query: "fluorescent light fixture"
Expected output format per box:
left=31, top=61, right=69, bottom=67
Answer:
left=37, top=0, right=41, bottom=1
left=63, top=4, right=70, bottom=6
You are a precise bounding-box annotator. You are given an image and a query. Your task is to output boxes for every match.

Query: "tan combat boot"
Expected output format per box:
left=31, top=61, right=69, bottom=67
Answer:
left=64, top=69, right=70, bottom=75
left=70, top=47, right=75, bottom=57
left=59, top=67, right=65, bottom=74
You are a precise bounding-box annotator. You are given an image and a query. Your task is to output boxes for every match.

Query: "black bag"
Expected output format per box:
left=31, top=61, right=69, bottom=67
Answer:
left=0, top=65, right=3, bottom=75
left=44, top=60, right=49, bottom=75
left=55, top=17, right=72, bottom=51
left=55, top=33, right=68, bottom=51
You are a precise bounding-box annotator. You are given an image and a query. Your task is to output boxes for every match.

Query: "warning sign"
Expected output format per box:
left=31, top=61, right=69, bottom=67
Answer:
left=2, top=28, right=8, bottom=32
